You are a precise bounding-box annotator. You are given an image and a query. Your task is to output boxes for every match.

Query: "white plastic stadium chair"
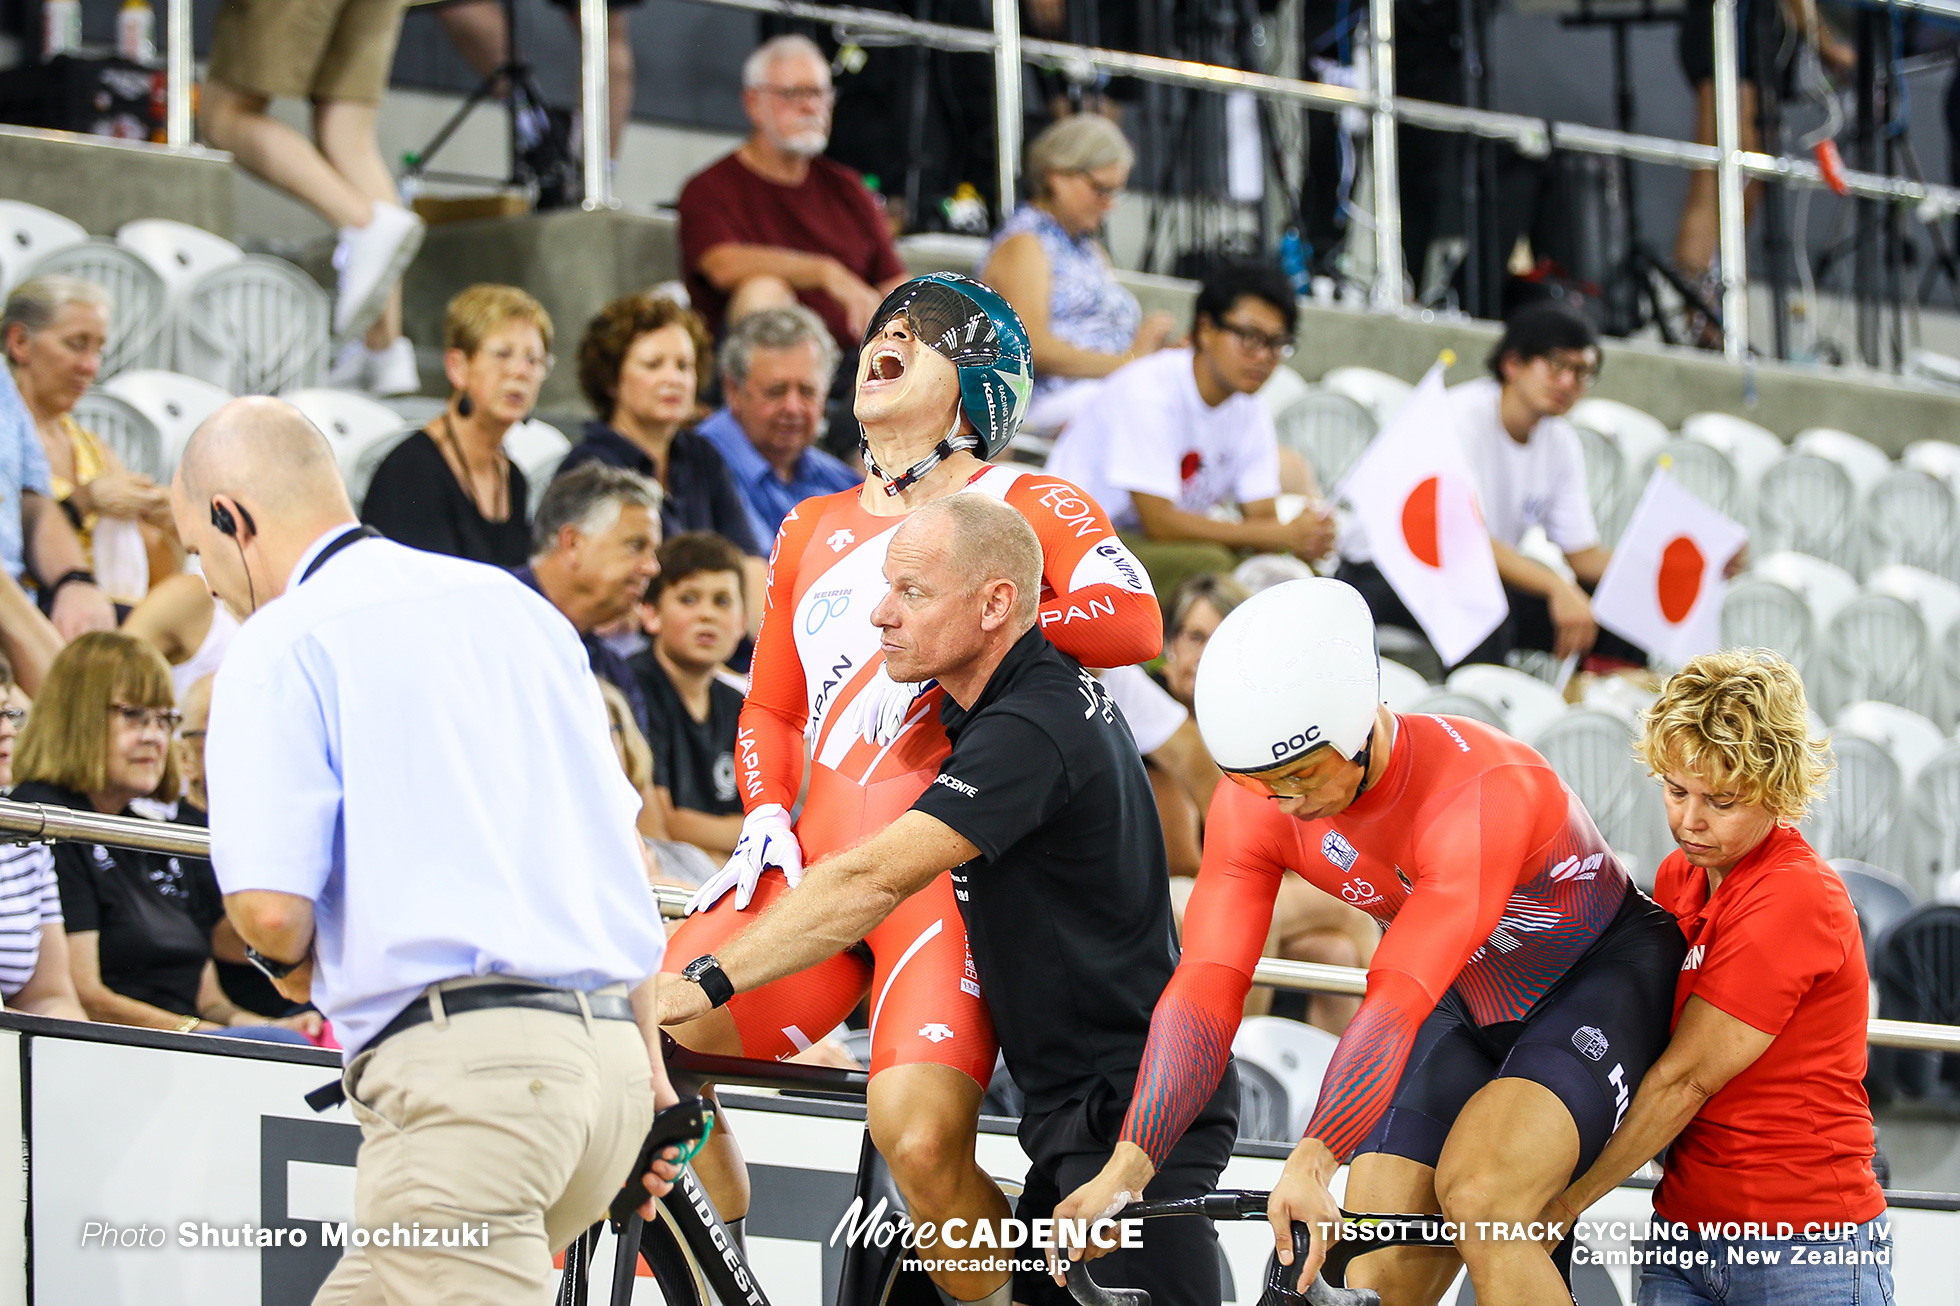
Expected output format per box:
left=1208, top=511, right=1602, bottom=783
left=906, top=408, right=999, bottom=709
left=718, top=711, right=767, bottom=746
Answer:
left=172, top=257, right=330, bottom=396
left=1862, top=468, right=1959, bottom=583
left=1941, top=622, right=1960, bottom=736
left=1680, top=411, right=1786, bottom=497
left=1753, top=551, right=1859, bottom=636
left=1720, top=575, right=1815, bottom=676
left=115, top=219, right=246, bottom=307
left=1794, top=428, right=1892, bottom=500
left=1816, top=593, right=1930, bottom=722
left=1318, top=366, right=1414, bottom=427
left=1530, top=708, right=1659, bottom=880
left=1752, top=454, right=1857, bottom=571
left=17, top=239, right=169, bottom=378
left=282, top=388, right=411, bottom=504
left=1446, top=664, right=1570, bottom=743
left=1904, top=743, right=1960, bottom=901
left=1807, top=733, right=1905, bottom=872
left=1256, top=363, right=1312, bottom=420
left=0, top=200, right=87, bottom=293
left=1645, top=439, right=1743, bottom=521
left=1379, top=657, right=1434, bottom=714
left=1580, top=673, right=1657, bottom=728
left=1272, top=389, right=1376, bottom=493
left=1572, top=425, right=1629, bottom=549
left=1567, top=397, right=1672, bottom=474
left=98, top=370, right=233, bottom=477
left=1865, top=564, right=1960, bottom=642
left=1410, top=691, right=1508, bottom=734
left=68, top=391, right=165, bottom=482
left=1837, top=701, right=1948, bottom=789
left=1902, top=439, right=1960, bottom=495
left=1230, top=1017, right=1338, bottom=1144
left=504, top=417, right=573, bottom=491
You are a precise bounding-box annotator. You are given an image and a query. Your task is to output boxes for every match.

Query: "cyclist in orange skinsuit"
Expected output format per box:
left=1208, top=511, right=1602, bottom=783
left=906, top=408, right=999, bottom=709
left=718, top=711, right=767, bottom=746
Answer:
left=663, top=274, right=1159, bottom=1306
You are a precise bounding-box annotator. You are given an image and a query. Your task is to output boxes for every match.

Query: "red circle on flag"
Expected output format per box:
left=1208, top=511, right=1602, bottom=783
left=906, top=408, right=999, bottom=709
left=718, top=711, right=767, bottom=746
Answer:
left=1402, top=476, right=1442, bottom=568
left=1657, top=536, right=1706, bottom=624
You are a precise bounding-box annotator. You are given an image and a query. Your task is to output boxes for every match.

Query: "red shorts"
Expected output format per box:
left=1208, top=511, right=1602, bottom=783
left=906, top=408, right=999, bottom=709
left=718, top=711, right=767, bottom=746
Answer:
left=662, top=764, right=998, bottom=1085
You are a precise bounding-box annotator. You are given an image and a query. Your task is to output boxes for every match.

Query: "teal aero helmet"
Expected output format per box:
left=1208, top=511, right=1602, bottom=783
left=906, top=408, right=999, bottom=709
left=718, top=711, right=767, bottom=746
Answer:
left=860, top=272, right=1033, bottom=493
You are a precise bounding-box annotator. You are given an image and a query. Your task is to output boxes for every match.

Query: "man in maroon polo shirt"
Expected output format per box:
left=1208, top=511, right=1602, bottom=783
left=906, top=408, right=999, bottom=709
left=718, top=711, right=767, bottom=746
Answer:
left=677, top=34, right=909, bottom=354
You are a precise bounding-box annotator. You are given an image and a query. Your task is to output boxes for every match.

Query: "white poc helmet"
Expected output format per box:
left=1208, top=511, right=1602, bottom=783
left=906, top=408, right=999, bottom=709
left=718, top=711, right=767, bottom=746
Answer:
left=1194, top=577, right=1382, bottom=776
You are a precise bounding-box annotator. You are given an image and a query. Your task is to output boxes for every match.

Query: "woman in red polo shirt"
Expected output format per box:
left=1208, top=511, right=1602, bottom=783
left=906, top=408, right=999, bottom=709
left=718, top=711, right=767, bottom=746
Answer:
left=1542, top=648, right=1891, bottom=1304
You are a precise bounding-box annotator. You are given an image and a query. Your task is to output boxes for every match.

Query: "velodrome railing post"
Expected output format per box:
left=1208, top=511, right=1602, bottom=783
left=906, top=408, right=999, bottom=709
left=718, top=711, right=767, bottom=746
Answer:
left=1711, top=0, right=1749, bottom=362
left=579, top=0, right=615, bottom=209
left=165, top=0, right=193, bottom=146
left=1367, top=0, right=1405, bottom=308
left=992, top=0, right=1023, bottom=223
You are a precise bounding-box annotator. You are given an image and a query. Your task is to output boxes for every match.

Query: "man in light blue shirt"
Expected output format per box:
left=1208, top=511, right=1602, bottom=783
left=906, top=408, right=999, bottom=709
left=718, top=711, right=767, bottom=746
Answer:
left=697, top=304, right=860, bottom=547
left=177, top=397, right=679, bottom=1303
left=0, top=363, right=114, bottom=637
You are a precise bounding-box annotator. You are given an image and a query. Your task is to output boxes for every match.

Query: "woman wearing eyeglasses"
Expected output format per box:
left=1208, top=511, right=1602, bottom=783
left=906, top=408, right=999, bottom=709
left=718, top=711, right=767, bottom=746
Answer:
left=979, top=114, right=1175, bottom=437
left=360, top=283, right=554, bottom=568
left=10, top=633, right=314, bottom=1039
left=0, top=649, right=88, bottom=1020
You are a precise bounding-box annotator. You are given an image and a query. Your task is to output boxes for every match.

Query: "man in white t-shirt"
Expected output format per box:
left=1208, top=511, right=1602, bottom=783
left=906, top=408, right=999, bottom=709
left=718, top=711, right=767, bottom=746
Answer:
left=1337, top=302, right=1646, bottom=667
left=1045, top=264, right=1334, bottom=596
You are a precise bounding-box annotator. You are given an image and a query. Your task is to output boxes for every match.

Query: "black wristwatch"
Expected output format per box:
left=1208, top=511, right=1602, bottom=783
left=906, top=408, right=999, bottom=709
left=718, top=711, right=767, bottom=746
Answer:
left=245, top=944, right=306, bottom=981
left=681, top=954, right=734, bottom=1008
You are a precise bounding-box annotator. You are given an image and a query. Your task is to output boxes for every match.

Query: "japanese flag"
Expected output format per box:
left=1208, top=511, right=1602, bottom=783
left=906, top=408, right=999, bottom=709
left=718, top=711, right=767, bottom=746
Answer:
left=1592, top=469, right=1748, bottom=665
left=1338, top=365, right=1506, bottom=665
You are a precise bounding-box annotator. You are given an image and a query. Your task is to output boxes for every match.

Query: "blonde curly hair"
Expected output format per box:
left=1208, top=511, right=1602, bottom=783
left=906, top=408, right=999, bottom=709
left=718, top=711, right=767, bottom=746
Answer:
left=1636, top=648, right=1832, bottom=821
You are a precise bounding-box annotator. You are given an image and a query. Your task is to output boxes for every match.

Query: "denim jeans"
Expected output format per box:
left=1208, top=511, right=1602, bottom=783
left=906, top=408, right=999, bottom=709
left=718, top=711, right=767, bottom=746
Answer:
left=1637, top=1217, right=1895, bottom=1305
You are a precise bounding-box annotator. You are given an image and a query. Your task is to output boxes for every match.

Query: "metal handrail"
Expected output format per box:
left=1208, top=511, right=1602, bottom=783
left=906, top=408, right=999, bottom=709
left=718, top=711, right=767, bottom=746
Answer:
left=9, top=798, right=1953, bottom=1054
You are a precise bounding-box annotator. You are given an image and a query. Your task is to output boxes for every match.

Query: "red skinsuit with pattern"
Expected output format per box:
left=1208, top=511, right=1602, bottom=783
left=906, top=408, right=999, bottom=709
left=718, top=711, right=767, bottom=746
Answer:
left=663, top=464, right=1161, bottom=1082
left=1120, top=712, right=1631, bottom=1166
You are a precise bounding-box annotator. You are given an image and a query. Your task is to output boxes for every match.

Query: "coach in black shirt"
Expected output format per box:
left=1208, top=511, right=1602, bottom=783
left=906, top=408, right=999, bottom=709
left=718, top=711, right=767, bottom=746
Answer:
left=661, top=493, right=1237, bottom=1306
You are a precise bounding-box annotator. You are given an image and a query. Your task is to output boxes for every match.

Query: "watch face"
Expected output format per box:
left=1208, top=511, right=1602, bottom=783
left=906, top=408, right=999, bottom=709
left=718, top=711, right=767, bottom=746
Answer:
left=683, top=956, right=716, bottom=981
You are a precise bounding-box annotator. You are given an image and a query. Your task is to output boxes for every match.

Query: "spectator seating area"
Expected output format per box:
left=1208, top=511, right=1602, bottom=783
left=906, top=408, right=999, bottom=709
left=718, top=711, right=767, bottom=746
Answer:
left=0, top=203, right=330, bottom=400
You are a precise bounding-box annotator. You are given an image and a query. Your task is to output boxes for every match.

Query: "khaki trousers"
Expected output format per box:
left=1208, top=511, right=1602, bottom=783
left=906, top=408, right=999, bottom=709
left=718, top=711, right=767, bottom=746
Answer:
left=313, top=982, right=656, bottom=1306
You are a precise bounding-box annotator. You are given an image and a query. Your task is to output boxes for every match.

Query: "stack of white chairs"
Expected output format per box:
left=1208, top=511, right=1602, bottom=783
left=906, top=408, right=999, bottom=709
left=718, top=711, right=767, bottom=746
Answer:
left=283, top=388, right=411, bottom=505
left=1645, top=438, right=1743, bottom=521
left=1318, top=366, right=1414, bottom=427
left=1531, top=707, right=1663, bottom=885
left=1272, top=389, right=1376, bottom=493
left=1816, top=591, right=1930, bottom=722
left=1862, top=467, right=1957, bottom=583
left=16, top=239, right=170, bottom=378
left=1720, top=573, right=1816, bottom=676
left=98, top=370, right=232, bottom=478
left=174, top=258, right=329, bottom=395
left=1681, top=411, right=1786, bottom=501
left=1753, top=453, right=1857, bottom=570
left=0, top=201, right=88, bottom=292
left=1446, top=664, right=1569, bottom=743
left=115, top=219, right=246, bottom=310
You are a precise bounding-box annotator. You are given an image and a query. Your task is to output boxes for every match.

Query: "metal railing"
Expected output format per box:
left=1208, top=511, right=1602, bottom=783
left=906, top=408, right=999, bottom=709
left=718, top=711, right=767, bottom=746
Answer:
left=7, top=797, right=1955, bottom=1054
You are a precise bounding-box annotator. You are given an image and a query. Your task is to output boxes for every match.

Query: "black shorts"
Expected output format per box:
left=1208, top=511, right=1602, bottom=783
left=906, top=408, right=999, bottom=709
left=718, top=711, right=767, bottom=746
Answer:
left=1012, top=1067, right=1240, bottom=1306
left=1355, top=887, right=1685, bottom=1179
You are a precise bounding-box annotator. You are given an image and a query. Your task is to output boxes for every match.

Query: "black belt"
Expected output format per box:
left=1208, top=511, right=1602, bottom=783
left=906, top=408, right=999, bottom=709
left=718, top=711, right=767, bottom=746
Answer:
left=304, top=983, right=637, bottom=1112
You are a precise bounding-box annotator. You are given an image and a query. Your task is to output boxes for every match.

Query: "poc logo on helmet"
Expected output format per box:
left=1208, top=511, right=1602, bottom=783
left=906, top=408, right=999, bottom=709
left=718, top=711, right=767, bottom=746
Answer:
left=1270, top=725, right=1324, bottom=760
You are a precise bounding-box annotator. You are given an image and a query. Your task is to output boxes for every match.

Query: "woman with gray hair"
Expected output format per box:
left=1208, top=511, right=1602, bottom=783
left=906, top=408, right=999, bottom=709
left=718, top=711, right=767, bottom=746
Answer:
left=979, top=114, right=1175, bottom=435
left=2, top=276, right=175, bottom=603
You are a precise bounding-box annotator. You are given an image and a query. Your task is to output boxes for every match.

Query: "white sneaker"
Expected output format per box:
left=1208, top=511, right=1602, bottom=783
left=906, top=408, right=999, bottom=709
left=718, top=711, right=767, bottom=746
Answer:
left=328, top=338, right=370, bottom=389
left=332, top=202, right=425, bottom=339
left=366, top=336, right=421, bottom=397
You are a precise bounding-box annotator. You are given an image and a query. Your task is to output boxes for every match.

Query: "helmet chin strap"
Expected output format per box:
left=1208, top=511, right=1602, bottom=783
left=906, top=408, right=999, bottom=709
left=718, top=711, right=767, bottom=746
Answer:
left=863, top=410, right=976, bottom=497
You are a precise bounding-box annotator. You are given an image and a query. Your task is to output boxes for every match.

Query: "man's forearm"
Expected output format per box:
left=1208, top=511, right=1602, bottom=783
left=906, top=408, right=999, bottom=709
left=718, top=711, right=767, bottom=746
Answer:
left=1134, top=502, right=1268, bottom=550
left=709, top=853, right=905, bottom=994
left=1490, top=537, right=1568, bottom=599
left=698, top=244, right=837, bottom=294
left=224, top=890, right=316, bottom=962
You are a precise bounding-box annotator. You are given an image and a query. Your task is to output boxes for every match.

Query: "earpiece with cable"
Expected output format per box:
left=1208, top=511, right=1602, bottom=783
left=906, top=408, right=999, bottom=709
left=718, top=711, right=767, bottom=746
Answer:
left=210, top=497, right=259, bottom=615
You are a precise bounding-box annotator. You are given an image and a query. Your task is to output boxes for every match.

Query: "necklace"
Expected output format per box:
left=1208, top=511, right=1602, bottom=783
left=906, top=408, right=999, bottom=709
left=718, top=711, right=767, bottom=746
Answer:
left=438, top=413, right=509, bottom=523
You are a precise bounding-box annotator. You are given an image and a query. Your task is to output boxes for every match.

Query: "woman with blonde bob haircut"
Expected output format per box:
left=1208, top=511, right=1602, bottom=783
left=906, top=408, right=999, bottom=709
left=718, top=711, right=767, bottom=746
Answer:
left=1542, top=649, right=1891, bottom=1305
left=12, top=634, right=316, bottom=1042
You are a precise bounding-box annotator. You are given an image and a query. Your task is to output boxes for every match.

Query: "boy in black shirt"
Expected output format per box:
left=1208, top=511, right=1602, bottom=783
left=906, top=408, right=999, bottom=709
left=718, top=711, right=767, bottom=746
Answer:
left=629, top=532, right=748, bottom=858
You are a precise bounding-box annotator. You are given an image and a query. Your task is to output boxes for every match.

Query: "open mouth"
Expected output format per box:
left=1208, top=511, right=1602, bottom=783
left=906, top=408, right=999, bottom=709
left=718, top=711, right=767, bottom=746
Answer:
left=865, top=345, right=907, bottom=384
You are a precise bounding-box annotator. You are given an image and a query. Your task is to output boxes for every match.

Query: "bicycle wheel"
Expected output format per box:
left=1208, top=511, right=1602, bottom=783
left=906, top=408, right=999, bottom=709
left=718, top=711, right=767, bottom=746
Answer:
left=639, top=1203, right=712, bottom=1306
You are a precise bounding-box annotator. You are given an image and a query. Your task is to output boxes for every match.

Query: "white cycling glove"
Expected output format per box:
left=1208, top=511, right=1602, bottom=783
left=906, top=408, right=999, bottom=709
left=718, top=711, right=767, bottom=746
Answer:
left=854, top=667, right=937, bottom=748
left=685, top=803, right=803, bottom=915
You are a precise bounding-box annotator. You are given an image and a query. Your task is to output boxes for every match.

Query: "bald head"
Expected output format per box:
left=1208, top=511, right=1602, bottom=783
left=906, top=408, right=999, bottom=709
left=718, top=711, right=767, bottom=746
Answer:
left=903, top=494, right=1042, bottom=630
left=176, top=397, right=351, bottom=520
left=172, top=397, right=358, bottom=618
